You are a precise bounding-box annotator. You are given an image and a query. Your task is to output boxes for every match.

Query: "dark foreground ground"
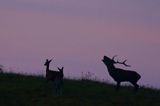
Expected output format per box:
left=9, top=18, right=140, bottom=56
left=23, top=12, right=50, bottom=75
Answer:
left=0, top=73, right=160, bottom=106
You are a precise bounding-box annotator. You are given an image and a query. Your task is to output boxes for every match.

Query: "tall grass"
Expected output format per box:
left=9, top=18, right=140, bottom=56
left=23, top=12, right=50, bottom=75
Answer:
left=0, top=73, right=160, bottom=106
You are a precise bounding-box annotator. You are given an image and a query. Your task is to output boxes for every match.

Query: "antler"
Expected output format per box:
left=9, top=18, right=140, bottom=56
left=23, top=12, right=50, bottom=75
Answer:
left=112, top=55, right=118, bottom=61
left=116, top=59, right=131, bottom=67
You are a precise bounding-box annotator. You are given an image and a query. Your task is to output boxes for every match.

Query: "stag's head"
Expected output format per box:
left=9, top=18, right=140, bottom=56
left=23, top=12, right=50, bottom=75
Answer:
left=44, top=59, right=52, bottom=66
left=102, top=55, right=116, bottom=65
left=102, top=55, right=131, bottom=67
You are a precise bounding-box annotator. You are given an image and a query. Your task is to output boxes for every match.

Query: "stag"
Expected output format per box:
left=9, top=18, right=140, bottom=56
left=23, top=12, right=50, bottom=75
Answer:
left=44, top=59, right=64, bottom=95
left=102, top=55, right=141, bottom=92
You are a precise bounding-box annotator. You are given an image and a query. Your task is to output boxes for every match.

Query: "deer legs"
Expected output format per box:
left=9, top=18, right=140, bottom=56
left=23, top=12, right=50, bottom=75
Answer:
left=115, top=81, right=140, bottom=92
left=53, top=79, right=63, bottom=96
left=131, top=82, right=139, bottom=92
left=115, top=81, right=139, bottom=92
left=116, top=82, right=121, bottom=91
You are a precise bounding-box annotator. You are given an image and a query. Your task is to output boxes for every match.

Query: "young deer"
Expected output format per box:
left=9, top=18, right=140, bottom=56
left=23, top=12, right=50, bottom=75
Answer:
left=44, top=59, right=64, bottom=95
left=102, top=55, right=141, bottom=92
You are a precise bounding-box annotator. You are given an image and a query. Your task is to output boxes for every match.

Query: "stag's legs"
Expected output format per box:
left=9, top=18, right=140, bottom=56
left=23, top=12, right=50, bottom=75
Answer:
left=116, top=82, right=121, bottom=91
left=131, top=82, right=139, bottom=92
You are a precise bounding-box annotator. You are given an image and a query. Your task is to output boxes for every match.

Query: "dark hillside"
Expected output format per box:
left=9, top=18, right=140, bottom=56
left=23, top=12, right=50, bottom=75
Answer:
left=0, top=73, right=160, bottom=106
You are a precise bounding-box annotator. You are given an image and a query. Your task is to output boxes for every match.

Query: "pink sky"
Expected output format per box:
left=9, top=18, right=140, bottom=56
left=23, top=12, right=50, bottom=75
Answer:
left=0, top=0, right=160, bottom=88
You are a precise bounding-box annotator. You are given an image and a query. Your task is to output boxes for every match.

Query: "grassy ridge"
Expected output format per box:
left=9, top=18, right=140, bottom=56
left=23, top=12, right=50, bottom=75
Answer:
left=0, top=73, right=160, bottom=106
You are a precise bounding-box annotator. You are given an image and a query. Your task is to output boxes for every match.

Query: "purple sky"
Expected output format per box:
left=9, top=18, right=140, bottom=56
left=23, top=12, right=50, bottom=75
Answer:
left=0, top=0, right=160, bottom=88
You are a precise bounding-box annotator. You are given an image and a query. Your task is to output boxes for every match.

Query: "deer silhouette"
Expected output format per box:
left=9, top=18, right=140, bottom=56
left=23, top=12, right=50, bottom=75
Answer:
left=102, top=55, right=141, bottom=92
left=44, top=59, right=64, bottom=95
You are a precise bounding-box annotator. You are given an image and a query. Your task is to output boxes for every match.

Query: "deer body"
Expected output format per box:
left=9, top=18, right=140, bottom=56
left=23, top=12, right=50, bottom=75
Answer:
left=44, top=59, right=64, bottom=95
left=45, top=67, right=63, bottom=82
left=102, top=56, right=141, bottom=91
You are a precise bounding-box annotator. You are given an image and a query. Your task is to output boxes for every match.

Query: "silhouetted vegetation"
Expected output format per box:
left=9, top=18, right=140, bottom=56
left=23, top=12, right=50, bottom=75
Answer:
left=0, top=64, right=4, bottom=73
left=0, top=73, right=160, bottom=106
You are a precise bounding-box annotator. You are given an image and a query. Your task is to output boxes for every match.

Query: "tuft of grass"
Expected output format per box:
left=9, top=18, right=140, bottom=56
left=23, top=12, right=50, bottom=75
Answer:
left=0, top=73, right=160, bottom=106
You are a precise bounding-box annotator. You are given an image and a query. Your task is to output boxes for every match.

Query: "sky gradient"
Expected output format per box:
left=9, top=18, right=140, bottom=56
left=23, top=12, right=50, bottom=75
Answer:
left=0, top=0, right=160, bottom=88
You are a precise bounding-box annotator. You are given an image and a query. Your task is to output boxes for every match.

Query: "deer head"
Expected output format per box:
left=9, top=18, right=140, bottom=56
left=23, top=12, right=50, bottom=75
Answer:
left=102, top=55, right=116, bottom=65
left=44, top=59, right=53, bottom=66
left=57, top=67, right=64, bottom=79
left=102, top=55, right=131, bottom=67
left=57, top=67, right=64, bottom=73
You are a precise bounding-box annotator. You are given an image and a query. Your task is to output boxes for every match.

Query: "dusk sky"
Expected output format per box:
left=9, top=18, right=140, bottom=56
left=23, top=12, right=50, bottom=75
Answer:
left=0, top=0, right=160, bottom=88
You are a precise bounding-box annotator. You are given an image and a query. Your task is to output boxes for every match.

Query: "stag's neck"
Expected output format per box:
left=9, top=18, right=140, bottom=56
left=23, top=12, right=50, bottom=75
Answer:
left=105, top=64, right=116, bottom=72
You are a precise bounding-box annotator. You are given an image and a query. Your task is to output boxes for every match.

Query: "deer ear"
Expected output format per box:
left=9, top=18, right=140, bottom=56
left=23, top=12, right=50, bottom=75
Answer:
left=49, top=59, right=52, bottom=62
left=57, top=67, right=60, bottom=70
left=57, top=67, right=64, bottom=70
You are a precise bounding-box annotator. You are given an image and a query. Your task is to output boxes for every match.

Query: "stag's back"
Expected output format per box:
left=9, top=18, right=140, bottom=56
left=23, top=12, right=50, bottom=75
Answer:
left=112, top=68, right=141, bottom=82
